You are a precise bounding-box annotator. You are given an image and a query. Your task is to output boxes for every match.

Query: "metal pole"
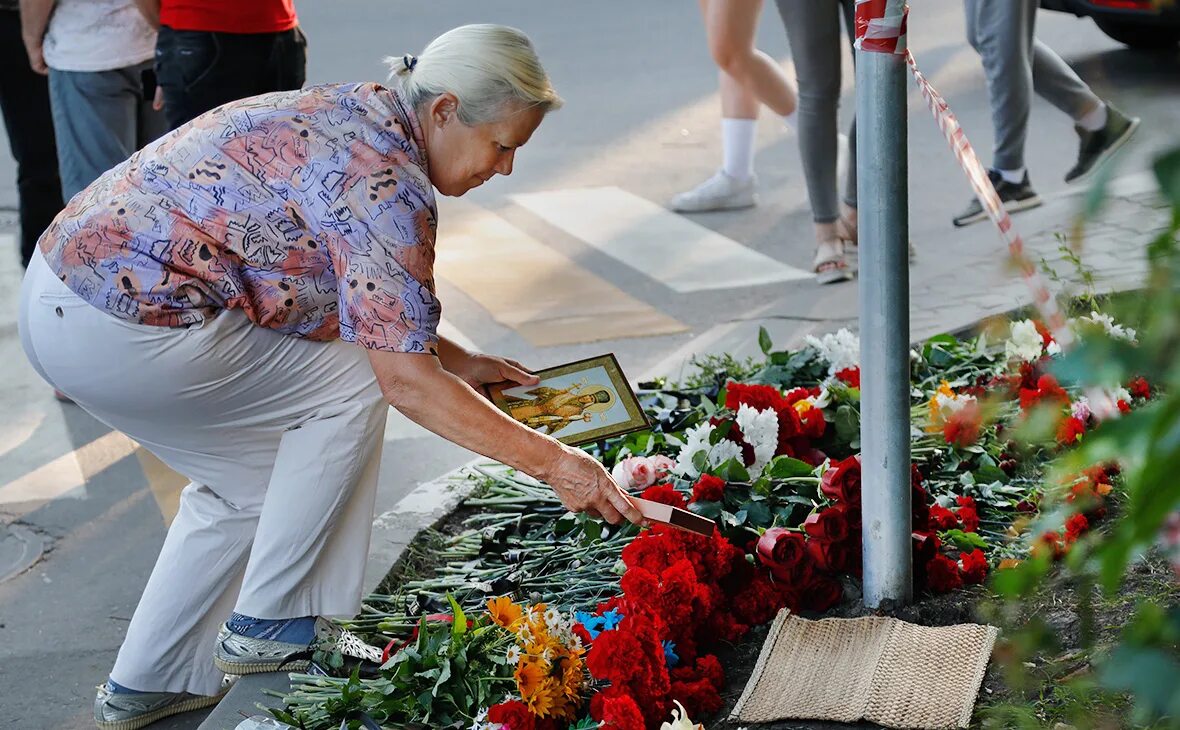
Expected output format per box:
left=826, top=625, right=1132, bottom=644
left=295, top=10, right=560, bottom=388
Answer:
left=856, top=45, right=912, bottom=608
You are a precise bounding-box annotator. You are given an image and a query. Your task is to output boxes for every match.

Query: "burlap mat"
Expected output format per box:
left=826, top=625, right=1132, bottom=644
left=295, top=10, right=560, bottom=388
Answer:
left=731, top=610, right=998, bottom=729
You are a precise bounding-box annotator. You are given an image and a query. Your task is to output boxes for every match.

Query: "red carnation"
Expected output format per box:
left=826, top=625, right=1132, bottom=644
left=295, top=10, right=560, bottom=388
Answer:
left=1065, top=513, right=1090, bottom=543
left=1020, top=374, right=1069, bottom=411
left=1117, top=399, right=1131, bottom=414
left=642, top=483, right=687, bottom=509
left=820, top=456, right=862, bottom=507
left=925, top=553, right=963, bottom=593
left=835, top=366, right=861, bottom=388
left=691, top=474, right=725, bottom=503
left=670, top=678, right=724, bottom=718
left=1128, top=376, right=1150, bottom=400
left=756, top=528, right=812, bottom=583
left=943, top=400, right=983, bottom=447
left=803, top=506, right=852, bottom=542
left=1033, top=531, right=1066, bottom=560
left=928, top=504, right=959, bottom=531
left=590, top=691, right=646, bottom=730
left=1056, top=416, right=1086, bottom=446
left=488, top=700, right=536, bottom=730
left=725, top=382, right=787, bottom=412
left=959, top=549, right=988, bottom=584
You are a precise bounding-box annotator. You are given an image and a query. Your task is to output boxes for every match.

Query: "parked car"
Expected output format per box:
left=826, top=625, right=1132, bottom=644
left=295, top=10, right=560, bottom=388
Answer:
left=1040, top=0, right=1180, bottom=48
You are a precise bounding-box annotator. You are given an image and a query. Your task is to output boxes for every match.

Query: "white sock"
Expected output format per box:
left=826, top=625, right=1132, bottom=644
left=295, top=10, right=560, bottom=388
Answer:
left=721, top=118, right=757, bottom=181
left=1077, top=102, right=1108, bottom=132
left=997, top=167, right=1026, bottom=184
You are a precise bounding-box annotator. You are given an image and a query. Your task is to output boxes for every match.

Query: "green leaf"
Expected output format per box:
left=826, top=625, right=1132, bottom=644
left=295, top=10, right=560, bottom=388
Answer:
left=835, top=404, right=860, bottom=444
left=941, top=528, right=987, bottom=551
left=447, top=593, right=467, bottom=640
left=740, top=500, right=772, bottom=526
left=715, top=457, right=750, bottom=483
left=1153, top=146, right=1180, bottom=210
left=688, top=500, right=722, bottom=519
left=758, top=326, right=774, bottom=355
left=768, top=456, right=814, bottom=479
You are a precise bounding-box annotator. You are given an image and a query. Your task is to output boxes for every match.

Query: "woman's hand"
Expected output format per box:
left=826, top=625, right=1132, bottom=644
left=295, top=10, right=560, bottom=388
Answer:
left=452, top=351, right=539, bottom=391
left=543, top=445, right=646, bottom=526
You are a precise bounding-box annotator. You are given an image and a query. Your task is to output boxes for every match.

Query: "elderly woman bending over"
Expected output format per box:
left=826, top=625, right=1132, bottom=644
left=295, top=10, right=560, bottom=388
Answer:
left=18, top=24, right=642, bottom=730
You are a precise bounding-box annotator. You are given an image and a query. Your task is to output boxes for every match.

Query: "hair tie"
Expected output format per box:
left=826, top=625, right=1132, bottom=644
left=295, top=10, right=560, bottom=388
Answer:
left=402, top=54, right=418, bottom=72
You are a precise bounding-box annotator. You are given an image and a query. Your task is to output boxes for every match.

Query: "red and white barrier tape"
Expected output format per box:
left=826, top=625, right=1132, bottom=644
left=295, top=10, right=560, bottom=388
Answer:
left=854, top=0, right=909, bottom=54
left=904, top=49, right=1074, bottom=350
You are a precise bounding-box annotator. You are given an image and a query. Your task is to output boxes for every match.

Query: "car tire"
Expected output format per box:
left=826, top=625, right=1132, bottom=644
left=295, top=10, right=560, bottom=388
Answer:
left=1094, top=18, right=1180, bottom=48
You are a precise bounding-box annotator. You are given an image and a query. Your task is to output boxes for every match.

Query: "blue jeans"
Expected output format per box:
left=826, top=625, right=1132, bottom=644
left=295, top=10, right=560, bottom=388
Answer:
left=47, top=61, right=167, bottom=201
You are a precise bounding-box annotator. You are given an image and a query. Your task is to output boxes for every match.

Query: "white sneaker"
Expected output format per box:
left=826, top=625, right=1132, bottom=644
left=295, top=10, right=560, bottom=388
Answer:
left=668, top=170, right=757, bottom=213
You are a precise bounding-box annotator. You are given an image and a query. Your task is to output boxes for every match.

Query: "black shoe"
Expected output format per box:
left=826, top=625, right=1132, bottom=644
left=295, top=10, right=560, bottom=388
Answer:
left=1064, top=103, right=1140, bottom=184
left=951, top=169, right=1042, bottom=227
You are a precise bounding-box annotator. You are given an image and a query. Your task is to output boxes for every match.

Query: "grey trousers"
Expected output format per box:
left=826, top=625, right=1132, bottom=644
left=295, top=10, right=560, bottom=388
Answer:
left=774, top=0, right=857, bottom=223
left=48, top=61, right=167, bottom=201
left=964, top=0, right=1100, bottom=171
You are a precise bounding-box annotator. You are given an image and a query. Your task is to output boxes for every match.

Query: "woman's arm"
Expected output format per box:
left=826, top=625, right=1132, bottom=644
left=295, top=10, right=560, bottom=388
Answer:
left=367, top=349, right=643, bottom=525
left=19, top=0, right=55, bottom=74
left=132, top=0, right=160, bottom=28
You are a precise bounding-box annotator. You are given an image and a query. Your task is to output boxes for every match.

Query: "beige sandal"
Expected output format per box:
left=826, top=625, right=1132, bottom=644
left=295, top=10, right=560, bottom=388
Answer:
left=813, top=239, right=851, bottom=285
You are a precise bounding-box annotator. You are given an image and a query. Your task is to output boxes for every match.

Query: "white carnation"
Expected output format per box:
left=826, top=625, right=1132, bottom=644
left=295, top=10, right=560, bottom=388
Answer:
left=1004, top=319, right=1045, bottom=362
left=805, top=329, right=860, bottom=375
left=736, top=404, right=779, bottom=479
left=1076, top=311, right=1137, bottom=342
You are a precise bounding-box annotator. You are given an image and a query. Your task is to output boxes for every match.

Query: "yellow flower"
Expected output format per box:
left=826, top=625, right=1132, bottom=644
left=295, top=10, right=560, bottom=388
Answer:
left=516, top=658, right=560, bottom=717
left=487, top=595, right=523, bottom=628
left=793, top=399, right=814, bottom=416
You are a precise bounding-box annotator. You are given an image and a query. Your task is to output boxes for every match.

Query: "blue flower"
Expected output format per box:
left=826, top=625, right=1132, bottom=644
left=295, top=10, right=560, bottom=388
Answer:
left=574, top=609, right=626, bottom=640
left=663, top=640, right=679, bottom=668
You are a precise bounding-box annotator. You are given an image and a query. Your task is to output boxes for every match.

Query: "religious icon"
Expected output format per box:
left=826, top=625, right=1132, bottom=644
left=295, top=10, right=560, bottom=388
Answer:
left=487, top=354, right=649, bottom=447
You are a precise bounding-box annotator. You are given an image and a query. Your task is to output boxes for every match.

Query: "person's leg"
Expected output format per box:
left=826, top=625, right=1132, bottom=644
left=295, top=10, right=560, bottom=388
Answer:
left=47, top=68, right=140, bottom=200
left=669, top=0, right=763, bottom=213
left=19, top=256, right=387, bottom=695
left=705, top=0, right=797, bottom=117
left=952, top=0, right=1042, bottom=227
left=838, top=0, right=858, bottom=223
left=0, top=10, right=63, bottom=266
left=259, top=25, right=308, bottom=96
left=1029, top=37, right=1101, bottom=121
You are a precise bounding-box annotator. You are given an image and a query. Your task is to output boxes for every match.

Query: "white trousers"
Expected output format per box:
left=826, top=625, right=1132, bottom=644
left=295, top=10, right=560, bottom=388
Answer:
left=18, top=251, right=388, bottom=696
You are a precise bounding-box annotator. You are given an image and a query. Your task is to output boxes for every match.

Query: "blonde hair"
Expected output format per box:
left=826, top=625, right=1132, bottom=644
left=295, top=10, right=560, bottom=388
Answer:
left=388, top=24, right=563, bottom=125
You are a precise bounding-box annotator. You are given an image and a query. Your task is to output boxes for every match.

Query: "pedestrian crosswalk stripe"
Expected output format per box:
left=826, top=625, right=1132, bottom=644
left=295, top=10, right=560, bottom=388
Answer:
left=434, top=199, right=688, bottom=347
left=511, top=186, right=812, bottom=293
left=0, top=430, right=137, bottom=518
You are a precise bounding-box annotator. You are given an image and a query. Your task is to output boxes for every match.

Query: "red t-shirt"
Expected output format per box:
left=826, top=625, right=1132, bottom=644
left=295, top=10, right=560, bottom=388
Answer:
left=160, top=0, right=298, bottom=35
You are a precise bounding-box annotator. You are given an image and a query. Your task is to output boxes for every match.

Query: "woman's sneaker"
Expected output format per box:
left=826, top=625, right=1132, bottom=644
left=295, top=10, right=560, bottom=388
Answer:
left=668, top=170, right=757, bottom=213
left=952, top=169, right=1042, bottom=227
left=94, top=681, right=229, bottom=730
left=214, top=617, right=383, bottom=675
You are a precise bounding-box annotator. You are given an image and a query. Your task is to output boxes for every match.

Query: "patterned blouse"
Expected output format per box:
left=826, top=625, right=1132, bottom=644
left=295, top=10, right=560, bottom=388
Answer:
left=39, top=82, right=441, bottom=354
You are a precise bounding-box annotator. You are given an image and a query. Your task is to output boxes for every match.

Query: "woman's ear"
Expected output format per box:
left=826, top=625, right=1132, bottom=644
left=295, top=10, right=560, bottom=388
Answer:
left=429, top=93, right=459, bottom=128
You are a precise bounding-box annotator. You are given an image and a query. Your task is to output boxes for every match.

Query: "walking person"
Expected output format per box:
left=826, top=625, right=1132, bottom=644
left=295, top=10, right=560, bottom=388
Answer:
left=19, top=24, right=643, bottom=730
left=773, top=0, right=860, bottom=284
left=0, top=0, right=63, bottom=268
left=20, top=0, right=167, bottom=201
left=668, top=0, right=798, bottom=214
left=952, top=0, right=1140, bottom=227
left=136, top=0, right=308, bottom=131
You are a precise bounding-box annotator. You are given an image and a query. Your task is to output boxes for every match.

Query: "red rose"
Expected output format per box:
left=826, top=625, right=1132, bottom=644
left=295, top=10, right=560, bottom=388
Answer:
left=820, top=456, right=862, bottom=507
left=943, top=401, right=983, bottom=447
left=1117, top=399, right=1131, bottom=414
left=956, top=506, right=980, bottom=534
left=925, top=553, right=963, bottom=593
left=1128, top=376, right=1150, bottom=400
left=691, top=474, right=725, bottom=503
left=807, top=536, right=860, bottom=574
left=928, top=504, right=959, bottom=531
left=801, top=572, right=843, bottom=612
left=1065, top=513, right=1090, bottom=543
left=641, top=483, right=687, bottom=509
left=1032, top=531, right=1066, bottom=560
left=757, top=528, right=814, bottom=585
left=1056, top=416, right=1086, bottom=446
left=959, top=549, right=988, bottom=584
left=803, top=506, right=852, bottom=542
left=1020, top=374, right=1069, bottom=411
left=835, top=366, right=861, bottom=388
left=488, top=700, right=536, bottom=730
